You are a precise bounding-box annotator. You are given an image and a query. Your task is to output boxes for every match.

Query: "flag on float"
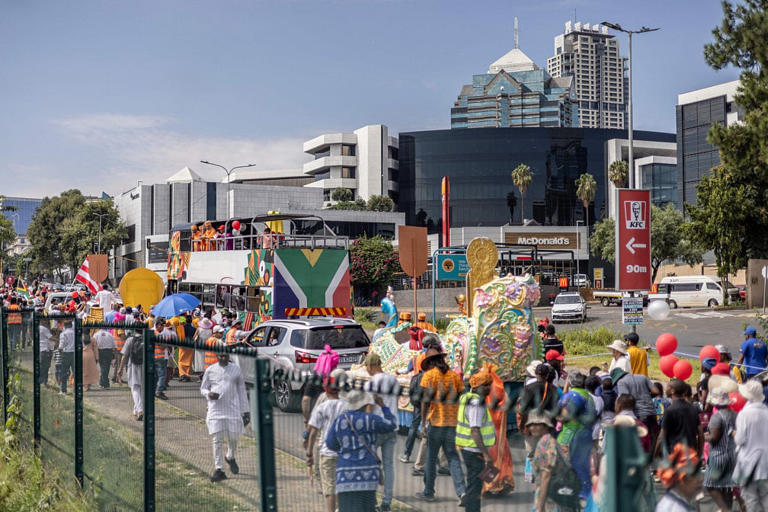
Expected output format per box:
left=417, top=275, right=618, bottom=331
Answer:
left=75, top=256, right=102, bottom=294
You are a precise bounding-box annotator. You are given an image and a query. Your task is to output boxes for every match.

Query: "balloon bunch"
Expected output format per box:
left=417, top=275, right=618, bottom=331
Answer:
left=656, top=333, right=693, bottom=380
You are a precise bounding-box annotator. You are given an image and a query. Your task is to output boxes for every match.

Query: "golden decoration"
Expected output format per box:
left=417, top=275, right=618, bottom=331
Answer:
left=465, top=237, right=498, bottom=316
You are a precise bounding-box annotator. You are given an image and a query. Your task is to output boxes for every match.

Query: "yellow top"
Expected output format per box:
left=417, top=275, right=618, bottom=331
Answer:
left=627, top=345, right=649, bottom=376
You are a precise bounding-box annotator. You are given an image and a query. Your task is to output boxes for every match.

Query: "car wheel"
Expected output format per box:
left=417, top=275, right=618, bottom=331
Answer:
left=708, top=299, right=719, bottom=308
left=668, top=300, right=678, bottom=309
left=601, top=297, right=610, bottom=307
left=274, top=379, right=301, bottom=412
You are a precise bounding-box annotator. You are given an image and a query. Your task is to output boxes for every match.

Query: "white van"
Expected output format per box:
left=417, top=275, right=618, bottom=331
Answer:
left=651, top=276, right=725, bottom=308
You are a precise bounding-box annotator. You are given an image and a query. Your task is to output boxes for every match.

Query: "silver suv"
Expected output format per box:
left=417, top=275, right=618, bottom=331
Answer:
left=237, top=318, right=370, bottom=412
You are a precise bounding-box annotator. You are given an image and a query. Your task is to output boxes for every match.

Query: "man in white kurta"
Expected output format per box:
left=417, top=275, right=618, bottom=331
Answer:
left=200, top=352, right=250, bottom=482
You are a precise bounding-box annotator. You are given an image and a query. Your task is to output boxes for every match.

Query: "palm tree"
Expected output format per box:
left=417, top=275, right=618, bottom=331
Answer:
left=575, top=173, right=597, bottom=227
left=511, top=164, right=533, bottom=225
left=608, top=160, right=628, bottom=189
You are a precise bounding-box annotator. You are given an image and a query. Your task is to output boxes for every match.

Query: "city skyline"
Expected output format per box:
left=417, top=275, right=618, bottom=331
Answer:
left=1, top=0, right=740, bottom=197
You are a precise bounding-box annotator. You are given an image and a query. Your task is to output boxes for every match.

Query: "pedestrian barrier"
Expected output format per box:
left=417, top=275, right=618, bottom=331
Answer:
left=2, top=307, right=692, bottom=511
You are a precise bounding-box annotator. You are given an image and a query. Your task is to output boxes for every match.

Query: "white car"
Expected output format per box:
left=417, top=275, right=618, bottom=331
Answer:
left=551, top=292, right=588, bottom=323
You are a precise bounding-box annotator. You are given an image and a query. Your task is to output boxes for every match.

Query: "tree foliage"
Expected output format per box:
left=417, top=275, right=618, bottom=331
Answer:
left=0, top=196, right=16, bottom=260
left=591, top=205, right=704, bottom=282
left=331, top=187, right=353, bottom=202
left=367, top=195, right=394, bottom=212
left=608, top=160, right=628, bottom=188
left=27, top=190, right=126, bottom=277
left=327, top=198, right=368, bottom=211
left=686, top=0, right=768, bottom=280
left=349, top=235, right=401, bottom=287
left=511, top=163, right=533, bottom=224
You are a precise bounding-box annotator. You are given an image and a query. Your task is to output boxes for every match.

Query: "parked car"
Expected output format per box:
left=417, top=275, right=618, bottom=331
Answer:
left=572, top=273, right=590, bottom=288
left=551, top=292, right=588, bottom=323
left=648, top=275, right=730, bottom=308
left=237, top=318, right=370, bottom=412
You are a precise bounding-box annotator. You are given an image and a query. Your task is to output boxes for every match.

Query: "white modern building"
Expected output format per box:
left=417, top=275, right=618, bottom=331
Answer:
left=676, top=80, right=741, bottom=207
left=302, top=124, right=399, bottom=203
left=547, top=21, right=627, bottom=129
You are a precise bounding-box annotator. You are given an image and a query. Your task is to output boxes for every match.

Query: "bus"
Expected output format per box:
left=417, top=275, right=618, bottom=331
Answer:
left=166, top=213, right=353, bottom=329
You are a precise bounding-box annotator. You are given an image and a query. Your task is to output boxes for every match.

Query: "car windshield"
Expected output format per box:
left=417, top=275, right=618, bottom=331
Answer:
left=555, top=295, right=581, bottom=305
left=301, top=326, right=370, bottom=350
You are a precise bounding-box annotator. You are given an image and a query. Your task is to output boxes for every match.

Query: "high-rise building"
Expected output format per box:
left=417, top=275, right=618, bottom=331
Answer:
left=451, top=22, right=578, bottom=129
left=676, top=80, right=741, bottom=207
left=302, top=124, right=399, bottom=204
left=0, top=196, right=42, bottom=255
left=547, top=21, right=627, bottom=129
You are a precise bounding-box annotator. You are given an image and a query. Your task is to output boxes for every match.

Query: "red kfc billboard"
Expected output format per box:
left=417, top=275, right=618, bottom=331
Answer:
left=616, top=189, right=651, bottom=291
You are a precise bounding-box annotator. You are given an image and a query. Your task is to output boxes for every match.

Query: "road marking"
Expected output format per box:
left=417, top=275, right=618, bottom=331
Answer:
left=697, top=311, right=734, bottom=318
left=676, top=313, right=706, bottom=319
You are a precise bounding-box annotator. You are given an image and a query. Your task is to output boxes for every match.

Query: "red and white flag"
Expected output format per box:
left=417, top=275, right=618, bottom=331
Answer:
left=75, top=256, right=102, bottom=294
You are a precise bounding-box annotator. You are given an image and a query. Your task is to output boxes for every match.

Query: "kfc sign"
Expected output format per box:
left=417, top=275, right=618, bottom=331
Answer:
left=616, top=189, right=651, bottom=291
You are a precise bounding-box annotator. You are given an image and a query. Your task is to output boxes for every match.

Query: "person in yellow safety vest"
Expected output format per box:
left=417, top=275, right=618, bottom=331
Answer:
left=455, top=366, right=496, bottom=512
left=204, top=327, right=226, bottom=371
left=414, top=312, right=437, bottom=333
left=7, top=297, right=23, bottom=350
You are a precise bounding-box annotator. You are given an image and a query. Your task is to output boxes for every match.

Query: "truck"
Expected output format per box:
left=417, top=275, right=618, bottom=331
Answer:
left=592, top=289, right=649, bottom=307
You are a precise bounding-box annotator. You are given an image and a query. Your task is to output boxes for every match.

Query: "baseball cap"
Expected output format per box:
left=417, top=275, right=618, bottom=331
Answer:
left=745, top=326, right=757, bottom=336
left=545, top=349, right=564, bottom=361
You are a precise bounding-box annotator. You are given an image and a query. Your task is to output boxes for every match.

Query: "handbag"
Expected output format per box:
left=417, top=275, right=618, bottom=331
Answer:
left=546, top=444, right=583, bottom=509
left=345, top=413, right=385, bottom=486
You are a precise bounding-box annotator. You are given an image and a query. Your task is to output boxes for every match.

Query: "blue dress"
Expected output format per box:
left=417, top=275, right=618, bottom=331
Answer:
left=325, top=406, right=396, bottom=493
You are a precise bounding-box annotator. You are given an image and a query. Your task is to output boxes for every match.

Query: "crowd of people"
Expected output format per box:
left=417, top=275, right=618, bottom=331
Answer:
left=189, top=220, right=278, bottom=252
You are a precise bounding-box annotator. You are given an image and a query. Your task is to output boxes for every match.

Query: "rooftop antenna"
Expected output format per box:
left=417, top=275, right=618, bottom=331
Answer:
left=514, top=16, right=519, bottom=49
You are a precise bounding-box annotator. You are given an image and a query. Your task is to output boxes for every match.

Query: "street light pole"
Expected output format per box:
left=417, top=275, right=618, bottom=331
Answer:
left=601, top=22, right=659, bottom=189
left=93, top=213, right=108, bottom=253
left=200, top=161, right=257, bottom=219
left=576, top=220, right=584, bottom=278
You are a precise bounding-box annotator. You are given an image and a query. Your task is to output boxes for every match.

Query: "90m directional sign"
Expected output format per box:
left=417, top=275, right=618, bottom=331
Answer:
left=616, top=189, right=652, bottom=291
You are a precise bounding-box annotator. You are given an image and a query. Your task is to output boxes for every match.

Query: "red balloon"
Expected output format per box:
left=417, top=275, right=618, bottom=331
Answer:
left=729, top=392, right=746, bottom=412
left=712, top=362, right=731, bottom=376
left=660, top=355, right=679, bottom=378
left=673, top=359, right=693, bottom=380
left=71, top=291, right=79, bottom=298
left=656, top=333, right=678, bottom=357
left=699, top=345, right=719, bottom=362
left=232, top=220, right=241, bottom=231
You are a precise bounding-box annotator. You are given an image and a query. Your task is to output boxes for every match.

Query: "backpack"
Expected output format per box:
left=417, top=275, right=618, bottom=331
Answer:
left=547, top=443, right=583, bottom=509
left=409, top=370, right=424, bottom=406
left=129, top=336, right=143, bottom=366
left=313, top=345, right=339, bottom=378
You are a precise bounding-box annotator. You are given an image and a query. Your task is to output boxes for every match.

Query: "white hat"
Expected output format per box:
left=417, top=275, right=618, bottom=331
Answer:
left=525, top=360, right=542, bottom=378
left=607, top=339, right=628, bottom=355
left=739, top=380, right=765, bottom=403
left=612, top=414, right=648, bottom=437
left=708, top=387, right=731, bottom=407
left=213, top=325, right=226, bottom=334
left=340, top=389, right=375, bottom=411
left=708, top=374, right=738, bottom=394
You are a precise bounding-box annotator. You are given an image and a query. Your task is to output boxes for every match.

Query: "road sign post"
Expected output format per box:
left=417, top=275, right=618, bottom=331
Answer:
left=615, top=189, right=652, bottom=291
left=762, top=265, right=768, bottom=314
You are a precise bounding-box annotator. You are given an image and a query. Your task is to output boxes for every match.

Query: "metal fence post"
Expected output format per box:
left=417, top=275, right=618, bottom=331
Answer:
left=252, top=358, right=277, bottom=512
left=32, top=311, right=40, bottom=454
left=143, top=329, right=155, bottom=512
left=1, top=309, right=8, bottom=426
left=74, top=318, right=84, bottom=488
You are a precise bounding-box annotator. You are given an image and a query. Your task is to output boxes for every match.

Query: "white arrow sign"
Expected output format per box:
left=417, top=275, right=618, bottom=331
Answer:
left=626, top=236, right=647, bottom=255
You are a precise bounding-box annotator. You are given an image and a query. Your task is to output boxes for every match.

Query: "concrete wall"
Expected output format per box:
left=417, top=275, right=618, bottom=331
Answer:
left=747, top=259, right=768, bottom=309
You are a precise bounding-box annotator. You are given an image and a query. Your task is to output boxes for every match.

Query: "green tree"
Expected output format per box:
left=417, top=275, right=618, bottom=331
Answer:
left=27, top=190, right=86, bottom=278
left=685, top=0, right=768, bottom=280
left=608, top=160, right=628, bottom=188
left=0, top=196, right=17, bottom=275
left=575, top=173, right=597, bottom=227
left=331, top=187, right=353, bottom=202
left=349, top=235, right=401, bottom=288
left=590, top=205, right=704, bottom=283
left=59, top=199, right=127, bottom=274
left=511, top=164, right=533, bottom=225
left=367, top=195, right=394, bottom=212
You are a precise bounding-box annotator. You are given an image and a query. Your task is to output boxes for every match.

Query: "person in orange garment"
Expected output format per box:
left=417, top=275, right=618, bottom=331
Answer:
left=191, top=224, right=202, bottom=251
left=481, top=362, right=515, bottom=496
left=414, top=312, right=437, bottom=333
left=176, top=316, right=195, bottom=382
left=201, top=221, right=217, bottom=251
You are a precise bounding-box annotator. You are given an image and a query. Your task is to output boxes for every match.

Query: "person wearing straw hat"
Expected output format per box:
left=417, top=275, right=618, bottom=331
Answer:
left=325, top=388, right=396, bottom=512
left=702, top=387, right=737, bottom=511
left=607, top=339, right=631, bottom=374
left=734, top=380, right=768, bottom=509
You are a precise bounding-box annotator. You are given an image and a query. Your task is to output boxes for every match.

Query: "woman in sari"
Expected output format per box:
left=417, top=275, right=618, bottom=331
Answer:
left=482, top=362, right=515, bottom=495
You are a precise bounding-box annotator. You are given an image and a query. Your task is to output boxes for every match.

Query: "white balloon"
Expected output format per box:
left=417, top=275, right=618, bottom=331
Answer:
left=648, top=299, right=670, bottom=321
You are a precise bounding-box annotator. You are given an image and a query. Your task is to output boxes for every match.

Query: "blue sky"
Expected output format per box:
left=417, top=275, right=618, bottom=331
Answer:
left=1, top=0, right=740, bottom=198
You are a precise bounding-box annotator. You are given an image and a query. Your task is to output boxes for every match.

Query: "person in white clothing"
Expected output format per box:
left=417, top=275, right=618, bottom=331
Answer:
left=734, top=380, right=768, bottom=510
left=117, top=331, right=144, bottom=420
left=201, top=352, right=250, bottom=482
left=607, top=339, right=631, bottom=373
left=92, top=329, right=117, bottom=389
left=58, top=323, right=76, bottom=395
left=307, top=368, right=348, bottom=512
left=95, top=285, right=116, bottom=313
left=39, top=322, right=56, bottom=385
